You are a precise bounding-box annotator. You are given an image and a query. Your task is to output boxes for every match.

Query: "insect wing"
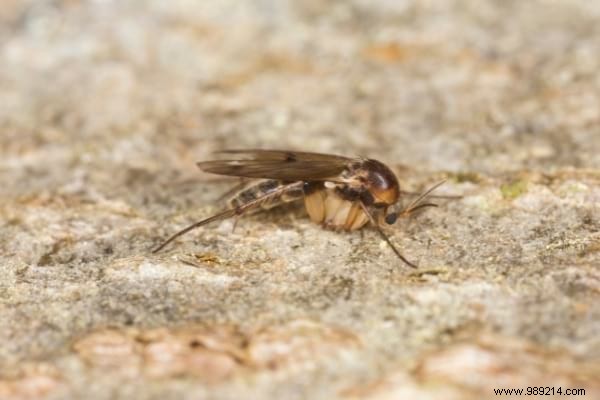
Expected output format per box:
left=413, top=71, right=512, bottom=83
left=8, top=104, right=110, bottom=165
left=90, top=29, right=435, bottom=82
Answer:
left=215, top=149, right=351, bottom=162
left=197, top=150, right=354, bottom=181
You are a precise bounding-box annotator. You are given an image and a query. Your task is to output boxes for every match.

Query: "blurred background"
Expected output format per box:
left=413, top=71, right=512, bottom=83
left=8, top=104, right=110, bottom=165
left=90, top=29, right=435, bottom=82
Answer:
left=2, top=0, right=598, bottom=175
left=1, top=1, right=599, bottom=399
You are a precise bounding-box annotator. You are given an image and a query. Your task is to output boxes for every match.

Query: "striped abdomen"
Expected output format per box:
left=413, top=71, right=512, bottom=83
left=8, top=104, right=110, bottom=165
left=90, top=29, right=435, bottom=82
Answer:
left=227, top=179, right=303, bottom=211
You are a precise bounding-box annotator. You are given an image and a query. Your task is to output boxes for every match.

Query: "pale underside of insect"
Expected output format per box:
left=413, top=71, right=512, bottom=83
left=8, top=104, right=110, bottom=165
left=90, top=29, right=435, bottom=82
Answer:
left=152, top=149, right=450, bottom=268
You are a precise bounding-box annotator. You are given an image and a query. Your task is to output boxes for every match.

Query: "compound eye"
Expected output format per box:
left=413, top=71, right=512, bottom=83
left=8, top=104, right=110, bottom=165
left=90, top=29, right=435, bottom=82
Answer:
left=385, top=212, right=398, bottom=225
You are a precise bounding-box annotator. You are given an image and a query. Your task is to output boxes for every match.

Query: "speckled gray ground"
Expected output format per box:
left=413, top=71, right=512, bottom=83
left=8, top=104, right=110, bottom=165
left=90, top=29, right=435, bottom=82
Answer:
left=1, top=1, right=599, bottom=399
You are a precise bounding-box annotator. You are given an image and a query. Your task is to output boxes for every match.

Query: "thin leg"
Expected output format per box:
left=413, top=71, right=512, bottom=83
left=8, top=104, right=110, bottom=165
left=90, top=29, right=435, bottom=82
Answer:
left=152, top=181, right=304, bottom=253
left=231, top=216, right=240, bottom=233
left=359, top=202, right=417, bottom=269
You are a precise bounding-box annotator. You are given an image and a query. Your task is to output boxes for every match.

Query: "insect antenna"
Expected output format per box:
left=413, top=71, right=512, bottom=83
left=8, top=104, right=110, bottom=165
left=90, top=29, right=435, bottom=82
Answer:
left=400, top=191, right=461, bottom=200
left=359, top=202, right=417, bottom=268
left=402, top=202, right=438, bottom=215
left=400, top=180, right=447, bottom=216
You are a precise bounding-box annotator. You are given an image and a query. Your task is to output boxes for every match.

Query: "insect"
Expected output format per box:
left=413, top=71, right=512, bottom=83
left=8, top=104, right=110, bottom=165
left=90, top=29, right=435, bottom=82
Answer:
left=152, top=149, right=449, bottom=268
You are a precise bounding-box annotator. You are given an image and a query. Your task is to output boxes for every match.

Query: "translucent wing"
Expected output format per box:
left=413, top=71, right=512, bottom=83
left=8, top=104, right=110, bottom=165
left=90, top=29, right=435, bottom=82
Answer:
left=196, top=149, right=354, bottom=181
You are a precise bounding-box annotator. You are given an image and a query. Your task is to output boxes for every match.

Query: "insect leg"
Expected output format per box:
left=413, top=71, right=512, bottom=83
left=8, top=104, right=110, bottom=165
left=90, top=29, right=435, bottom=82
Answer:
left=359, top=202, right=417, bottom=269
left=231, top=216, right=240, bottom=233
left=151, top=208, right=238, bottom=253
left=152, top=181, right=304, bottom=253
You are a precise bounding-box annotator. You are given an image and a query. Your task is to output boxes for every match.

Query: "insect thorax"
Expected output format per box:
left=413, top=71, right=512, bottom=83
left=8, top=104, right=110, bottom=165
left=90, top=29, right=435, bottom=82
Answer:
left=324, top=159, right=400, bottom=207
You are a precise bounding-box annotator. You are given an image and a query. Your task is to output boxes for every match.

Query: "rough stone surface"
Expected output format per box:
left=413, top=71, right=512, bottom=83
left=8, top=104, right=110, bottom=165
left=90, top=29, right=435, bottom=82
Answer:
left=1, top=1, right=599, bottom=399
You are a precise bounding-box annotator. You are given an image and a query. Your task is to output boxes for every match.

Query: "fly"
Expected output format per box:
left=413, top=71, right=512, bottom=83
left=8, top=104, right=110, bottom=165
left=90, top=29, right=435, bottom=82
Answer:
left=152, top=149, right=453, bottom=268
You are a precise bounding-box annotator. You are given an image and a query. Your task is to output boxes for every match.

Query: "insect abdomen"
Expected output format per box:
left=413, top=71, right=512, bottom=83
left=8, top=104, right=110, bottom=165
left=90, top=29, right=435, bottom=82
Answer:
left=304, top=186, right=368, bottom=231
left=228, top=180, right=303, bottom=210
